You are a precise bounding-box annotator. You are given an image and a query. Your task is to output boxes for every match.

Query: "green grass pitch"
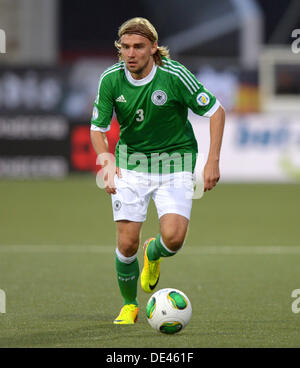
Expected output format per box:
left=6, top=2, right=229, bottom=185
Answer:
left=0, top=176, right=300, bottom=348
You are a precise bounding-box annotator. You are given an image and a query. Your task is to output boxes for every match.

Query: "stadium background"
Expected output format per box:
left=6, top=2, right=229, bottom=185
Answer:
left=0, top=0, right=300, bottom=348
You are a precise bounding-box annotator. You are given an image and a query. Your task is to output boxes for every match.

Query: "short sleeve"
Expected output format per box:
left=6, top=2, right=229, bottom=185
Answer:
left=90, top=73, right=113, bottom=132
left=164, top=60, right=220, bottom=118
left=183, top=84, right=220, bottom=118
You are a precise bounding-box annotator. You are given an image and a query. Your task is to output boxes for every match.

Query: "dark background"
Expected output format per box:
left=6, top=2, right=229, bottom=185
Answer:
left=59, top=0, right=300, bottom=59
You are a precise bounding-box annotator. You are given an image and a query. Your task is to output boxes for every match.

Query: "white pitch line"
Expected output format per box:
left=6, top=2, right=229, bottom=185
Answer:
left=0, top=245, right=300, bottom=255
left=0, top=245, right=112, bottom=253
left=181, top=246, right=300, bottom=255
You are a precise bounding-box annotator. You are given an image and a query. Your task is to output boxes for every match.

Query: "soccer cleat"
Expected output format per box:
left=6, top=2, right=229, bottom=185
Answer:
left=141, top=238, right=161, bottom=293
left=113, top=304, right=139, bottom=325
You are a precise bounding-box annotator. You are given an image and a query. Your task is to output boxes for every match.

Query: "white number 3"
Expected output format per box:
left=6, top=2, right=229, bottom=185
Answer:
left=136, top=109, right=144, bottom=122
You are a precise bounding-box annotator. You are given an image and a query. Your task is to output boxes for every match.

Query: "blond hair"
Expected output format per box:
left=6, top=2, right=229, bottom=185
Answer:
left=114, top=17, right=170, bottom=66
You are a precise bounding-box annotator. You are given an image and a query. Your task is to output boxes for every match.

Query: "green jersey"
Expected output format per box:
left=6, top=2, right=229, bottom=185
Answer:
left=91, top=57, right=219, bottom=173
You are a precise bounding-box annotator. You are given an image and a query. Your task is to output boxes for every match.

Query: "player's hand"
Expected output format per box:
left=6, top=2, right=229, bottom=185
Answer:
left=203, top=160, right=220, bottom=192
left=102, top=164, right=115, bottom=195
left=116, top=167, right=122, bottom=179
left=96, top=152, right=121, bottom=195
left=103, top=166, right=122, bottom=195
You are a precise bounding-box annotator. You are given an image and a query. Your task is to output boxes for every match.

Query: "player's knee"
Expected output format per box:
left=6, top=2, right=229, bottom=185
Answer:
left=118, top=237, right=139, bottom=258
left=161, top=232, right=185, bottom=252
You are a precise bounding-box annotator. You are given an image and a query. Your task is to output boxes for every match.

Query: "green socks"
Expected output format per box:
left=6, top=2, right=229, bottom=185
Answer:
left=115, top=234, right=180, bottom=305
left=147, top=234, right=177, bottom=261
left=115, top=249, right=139, bottom=306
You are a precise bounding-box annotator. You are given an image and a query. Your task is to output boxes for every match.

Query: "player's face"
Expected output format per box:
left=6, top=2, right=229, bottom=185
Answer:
left=120, top=34, right=157, bottom=79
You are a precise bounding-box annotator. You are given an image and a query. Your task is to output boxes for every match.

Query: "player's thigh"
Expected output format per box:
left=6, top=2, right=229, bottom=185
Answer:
left=116, top=220, right=143, bottom=257
left=111, top=170, right=151, bottom=222
left=152, top=172, right=193, bottom=222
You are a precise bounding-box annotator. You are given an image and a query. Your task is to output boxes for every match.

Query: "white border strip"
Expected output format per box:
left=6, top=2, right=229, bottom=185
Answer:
left=115, top=247, right=138, bottom=264
left=90, top=124, right=111, bottom=132
left=160, top=236, right=177, bottom=254
left=203, top=100, right=221, bottom=118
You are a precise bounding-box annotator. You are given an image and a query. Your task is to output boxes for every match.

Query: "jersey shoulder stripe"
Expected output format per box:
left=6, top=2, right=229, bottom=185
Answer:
left=159, top=65, right=194, bottom=95
left=163, top=59, right=201, bottom=92
left=95, top=63, right=124, bottom=103
left=101, top=62, right=125, bottom=79
left=162, top=62, right=198, bottom=93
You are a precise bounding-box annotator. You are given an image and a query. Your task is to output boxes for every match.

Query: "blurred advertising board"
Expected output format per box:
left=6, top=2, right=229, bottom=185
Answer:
left=0, top=61, right=298, bottom=183
left=1, top=113, right=299, bottom=182
left=0, top=67, right=66, bottom=115
left=0, top=115, right=69, bottom=178
left=191, top=113, right=300, bottom=183
left=0, top=61, right=113, bottom=120
left=69, top=118, right=119, bottom=173
left=0, top=63, right=119, bottom=178
left=0, top=116, right=119, bottom=178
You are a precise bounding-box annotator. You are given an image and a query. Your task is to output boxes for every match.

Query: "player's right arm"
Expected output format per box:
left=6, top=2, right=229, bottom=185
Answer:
left=90, top=130, right=118, bottom=195
left=90, top=71, right=118, bottom=195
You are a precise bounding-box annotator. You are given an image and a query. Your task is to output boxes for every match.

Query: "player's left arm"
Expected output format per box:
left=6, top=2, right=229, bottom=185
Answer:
left=204, top=105, right=225, bottom=192
left=172, top=62, right=225, bottom=191
left=169, top=60, right=225, bottom=191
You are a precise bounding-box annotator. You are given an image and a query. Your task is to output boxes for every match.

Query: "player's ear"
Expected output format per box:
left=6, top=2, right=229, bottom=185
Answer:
left=151, top=41, right=158, bottom=55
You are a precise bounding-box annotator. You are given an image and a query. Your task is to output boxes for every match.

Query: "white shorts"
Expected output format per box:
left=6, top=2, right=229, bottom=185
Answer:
left=111, top=169, right=194, bottom=222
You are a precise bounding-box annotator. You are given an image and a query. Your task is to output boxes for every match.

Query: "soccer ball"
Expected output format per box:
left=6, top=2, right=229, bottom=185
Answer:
left=146, top=288, right=192, bottom=334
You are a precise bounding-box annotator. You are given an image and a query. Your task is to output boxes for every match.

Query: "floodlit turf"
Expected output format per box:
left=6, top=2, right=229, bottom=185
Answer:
left=0, top=176, right=300, bottom=348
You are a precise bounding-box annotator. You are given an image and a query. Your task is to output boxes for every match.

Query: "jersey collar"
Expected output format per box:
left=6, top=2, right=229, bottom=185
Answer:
left=124, top=63, right=157, bottom=86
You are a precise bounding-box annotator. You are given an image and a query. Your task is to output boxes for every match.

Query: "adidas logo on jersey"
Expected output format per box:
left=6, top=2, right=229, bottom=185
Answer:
left=116, top=95, right=127, bottom=103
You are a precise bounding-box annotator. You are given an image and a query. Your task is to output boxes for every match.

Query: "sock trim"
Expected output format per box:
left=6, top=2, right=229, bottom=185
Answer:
left=116, top=247, right=138, bottom=264
left=159, top=235, right=178, bottom=254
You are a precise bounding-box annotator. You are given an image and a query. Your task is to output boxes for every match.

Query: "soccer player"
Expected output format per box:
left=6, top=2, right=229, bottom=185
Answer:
left=90, top=17, right=225, bottom=324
